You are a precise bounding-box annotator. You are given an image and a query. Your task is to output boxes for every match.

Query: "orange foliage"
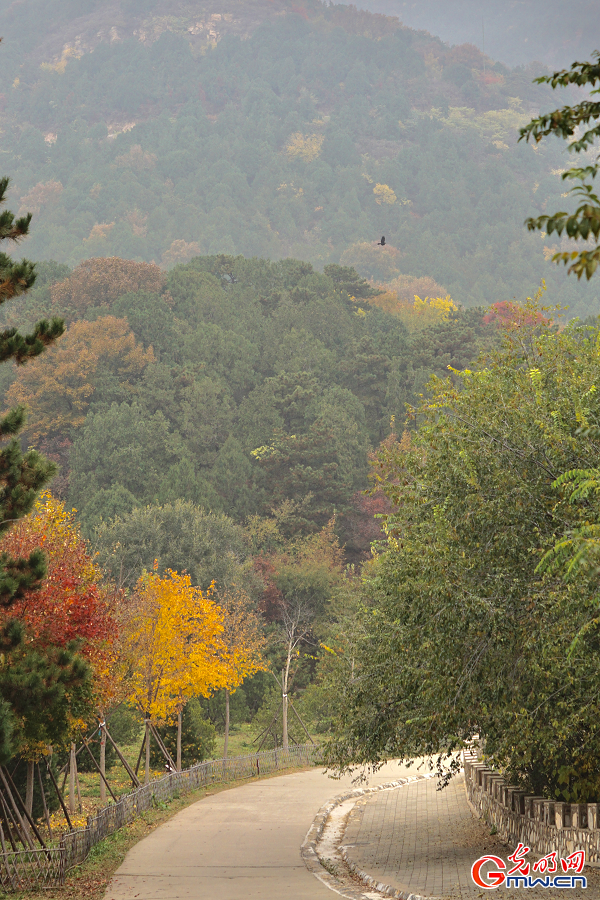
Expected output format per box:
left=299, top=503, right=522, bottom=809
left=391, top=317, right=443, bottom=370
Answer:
left=443, top=43, right=486, bottom=70
left=162, top=239, right=203, bottom=268
left=6, top=316, right=154, bottom=442
left=483, top=300, right=550, bottom=329
left=50, top=257, right=166, bottom=321
left=18, top=180, right=63, bottom=217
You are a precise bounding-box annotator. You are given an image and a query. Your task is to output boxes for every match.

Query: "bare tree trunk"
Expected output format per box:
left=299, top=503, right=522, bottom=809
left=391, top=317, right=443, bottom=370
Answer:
left=69, top=744, right=76, bottom=814
left=176, top=709, right=182, bottom=772
left=99, top=723, right=106, bottom=803
left=145, top=719, right=151, bottom=785
left=282, top=668, right=289, bottom=751
left=224, top=690, right=230, bottom=759
left=37, top=763, right=52, bottom=838
left=25, top=760, right=34, bottom=818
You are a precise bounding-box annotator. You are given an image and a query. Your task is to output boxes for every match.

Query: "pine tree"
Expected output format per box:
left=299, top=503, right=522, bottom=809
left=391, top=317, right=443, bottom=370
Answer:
left=0, top=173, right=65, bottom=759
left=0, top=176, right=64, bottom=601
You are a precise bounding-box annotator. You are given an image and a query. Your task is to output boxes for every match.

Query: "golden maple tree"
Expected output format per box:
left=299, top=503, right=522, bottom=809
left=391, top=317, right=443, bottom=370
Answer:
left=121, top=569, right=229, bottom=777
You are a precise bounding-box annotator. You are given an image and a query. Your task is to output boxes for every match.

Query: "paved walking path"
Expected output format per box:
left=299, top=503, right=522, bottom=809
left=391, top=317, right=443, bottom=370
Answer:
left=102, top=762, right=412, bottom=900
left=342, top=774, right=600, bottom=899
left=103, top=764, right=600, bottom=900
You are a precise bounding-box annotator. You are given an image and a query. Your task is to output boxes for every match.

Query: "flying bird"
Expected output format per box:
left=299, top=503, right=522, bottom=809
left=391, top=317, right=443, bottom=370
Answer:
left=377, top=236, right=386, bottom=246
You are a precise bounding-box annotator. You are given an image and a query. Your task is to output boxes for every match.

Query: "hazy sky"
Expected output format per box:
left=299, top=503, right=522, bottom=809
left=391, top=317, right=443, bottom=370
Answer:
left=338, top=0, right=600, bottom=69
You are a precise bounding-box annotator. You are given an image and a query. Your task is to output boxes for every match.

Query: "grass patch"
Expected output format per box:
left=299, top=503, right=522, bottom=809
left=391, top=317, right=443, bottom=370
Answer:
left=0, top=764, right=312, bottom=900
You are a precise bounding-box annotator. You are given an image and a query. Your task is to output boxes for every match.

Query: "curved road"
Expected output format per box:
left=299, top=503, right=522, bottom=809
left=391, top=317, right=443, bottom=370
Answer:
left=103, top=762, right=411, bottom=900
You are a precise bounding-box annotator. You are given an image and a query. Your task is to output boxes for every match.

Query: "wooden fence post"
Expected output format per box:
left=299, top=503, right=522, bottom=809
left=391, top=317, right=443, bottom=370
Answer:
left=69, top=744, right=76, bottom=815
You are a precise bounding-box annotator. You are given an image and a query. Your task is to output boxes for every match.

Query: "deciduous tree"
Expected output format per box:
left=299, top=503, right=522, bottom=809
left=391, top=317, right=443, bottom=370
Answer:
left=121, top=569, right=228, bottom=779
left=520, top=52, right=600, bottom=279
left=327, top=299, right=600, bottom=801
left=50, top=257, right=167, bottom=322
left=6, top=317, right=154, bottom=444
left=0, top=491, right=114, bottom=672
left=0, top=491, right=113, bottom=807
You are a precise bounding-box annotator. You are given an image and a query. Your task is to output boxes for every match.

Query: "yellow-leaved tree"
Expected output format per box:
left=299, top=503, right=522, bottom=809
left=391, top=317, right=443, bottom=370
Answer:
left=285, top=132, right=324, bottom=161
left=368, top=287, right=458, bottom=331
left=121, top=569, right=229, bottom=779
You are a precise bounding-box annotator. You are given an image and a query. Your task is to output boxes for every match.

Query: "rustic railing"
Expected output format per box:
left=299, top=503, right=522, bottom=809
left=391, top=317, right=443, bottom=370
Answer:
left=0, top=742, right=320, bottom=892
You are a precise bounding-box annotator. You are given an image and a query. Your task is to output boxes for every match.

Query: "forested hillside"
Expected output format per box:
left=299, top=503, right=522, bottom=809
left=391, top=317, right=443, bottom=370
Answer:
left=0, top=255, right=496, bottom=558
left=1, top=0, right=598, bottom=317
left=2, top=0, right=600, bottom=820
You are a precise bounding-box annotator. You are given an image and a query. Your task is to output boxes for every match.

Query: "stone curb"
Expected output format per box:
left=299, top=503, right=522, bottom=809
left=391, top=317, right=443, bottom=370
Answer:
left=301, top=773, right=437, bottom=900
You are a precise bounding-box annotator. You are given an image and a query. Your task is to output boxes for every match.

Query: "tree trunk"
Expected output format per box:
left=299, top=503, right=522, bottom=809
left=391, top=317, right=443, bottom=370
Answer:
left=224, top=690, right=230, bottom=759
left=25, top=760, right=34, bottom=818
left=75, top=766, right=82, bottom=813
left=145, top=719, right=151, bottom=785
left=282, top=668, right=289, bottom=751
left=99, top=724, right=106, bottom=803
left=176, top=709, right=182, bottom=772
left=69, top=744, right=76, bottom=814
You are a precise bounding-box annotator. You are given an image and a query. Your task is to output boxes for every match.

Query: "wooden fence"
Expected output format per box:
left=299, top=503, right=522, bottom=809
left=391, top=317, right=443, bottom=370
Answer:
left=0, top=743, right=320, bottom=892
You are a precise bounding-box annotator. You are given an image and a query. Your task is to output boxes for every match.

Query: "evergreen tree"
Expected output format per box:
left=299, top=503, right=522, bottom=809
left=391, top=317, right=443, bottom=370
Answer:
left=0, top=172, right=66, bottom=760
left=0, top=176, right=64, bottom=586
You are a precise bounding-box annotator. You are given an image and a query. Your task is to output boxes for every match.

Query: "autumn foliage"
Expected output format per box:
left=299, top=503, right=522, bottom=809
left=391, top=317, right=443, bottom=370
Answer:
left=369, top=285, right=458, bottom=331
left=6, top=317, right=154, bottom=443
left=217, top=587, right=267, bottom=692
left=121, top=569, right=229, bottom=722
left=483, top=299, right=551, bottom=328
left=50, top=257, right=167, bottom=322
left=0, top=493, right=113, bottom=667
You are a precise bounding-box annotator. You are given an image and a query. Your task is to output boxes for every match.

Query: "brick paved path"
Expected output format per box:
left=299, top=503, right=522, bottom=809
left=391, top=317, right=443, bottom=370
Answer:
left=341, top=775, right=599, bottom=899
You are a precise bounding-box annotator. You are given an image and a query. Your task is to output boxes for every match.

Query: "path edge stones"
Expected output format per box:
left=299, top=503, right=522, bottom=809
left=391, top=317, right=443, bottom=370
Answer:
left=301, top=773, right=436, bottom=900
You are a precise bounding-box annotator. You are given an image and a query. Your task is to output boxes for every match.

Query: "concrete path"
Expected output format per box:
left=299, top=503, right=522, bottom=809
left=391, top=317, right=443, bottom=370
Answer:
left=103, top=762, right=413, bottom=900
left=342, top=775, right=600, bottom=899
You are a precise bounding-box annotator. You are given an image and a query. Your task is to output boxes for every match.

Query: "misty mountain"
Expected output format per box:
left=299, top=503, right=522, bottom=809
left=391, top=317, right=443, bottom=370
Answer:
left=0, top=0, right=598, bottom=315
left=338, top=0, right=600, bottom=70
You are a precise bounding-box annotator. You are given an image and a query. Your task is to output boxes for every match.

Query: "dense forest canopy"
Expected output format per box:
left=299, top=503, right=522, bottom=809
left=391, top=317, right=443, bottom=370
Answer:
left=0, top=254, right=497, bottom=557
left=0, top=0, right=599, bottom=317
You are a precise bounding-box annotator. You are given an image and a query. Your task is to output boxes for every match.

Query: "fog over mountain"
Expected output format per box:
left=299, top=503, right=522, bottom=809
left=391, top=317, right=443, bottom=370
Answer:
left=339, top=0, right=600, bottom=69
